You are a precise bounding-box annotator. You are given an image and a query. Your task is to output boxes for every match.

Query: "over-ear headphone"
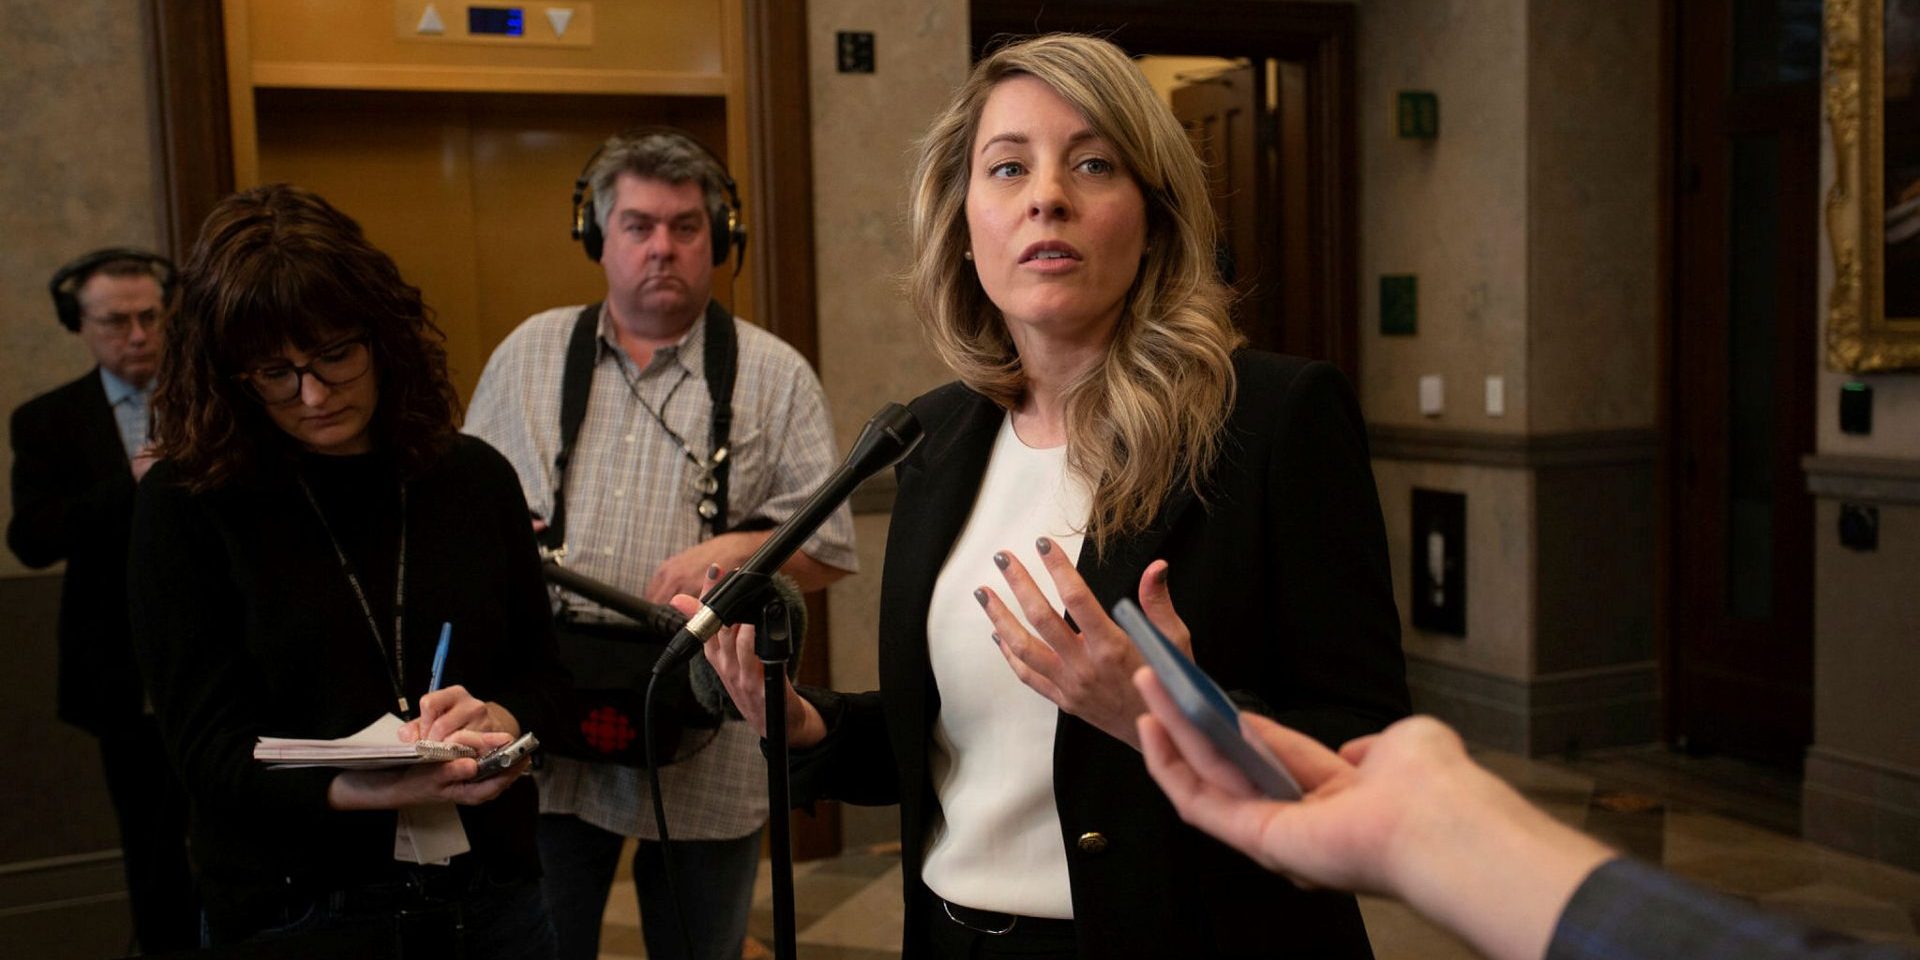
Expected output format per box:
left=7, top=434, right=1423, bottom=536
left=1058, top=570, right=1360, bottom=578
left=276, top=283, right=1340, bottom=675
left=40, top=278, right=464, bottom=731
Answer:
left=570, top=127, right=747, bottom=268
left=49, top=248, right=176, bottom=332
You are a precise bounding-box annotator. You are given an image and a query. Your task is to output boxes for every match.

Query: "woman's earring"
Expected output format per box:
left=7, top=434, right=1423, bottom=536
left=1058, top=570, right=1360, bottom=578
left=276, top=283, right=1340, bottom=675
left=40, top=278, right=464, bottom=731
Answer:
left=963, top=250, right=974, bottom=261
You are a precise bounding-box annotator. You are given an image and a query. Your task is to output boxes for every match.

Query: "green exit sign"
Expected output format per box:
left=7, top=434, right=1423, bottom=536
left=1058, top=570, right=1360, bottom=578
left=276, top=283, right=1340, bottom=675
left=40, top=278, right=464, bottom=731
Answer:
left=1398, top=91, right=1439, bottom=139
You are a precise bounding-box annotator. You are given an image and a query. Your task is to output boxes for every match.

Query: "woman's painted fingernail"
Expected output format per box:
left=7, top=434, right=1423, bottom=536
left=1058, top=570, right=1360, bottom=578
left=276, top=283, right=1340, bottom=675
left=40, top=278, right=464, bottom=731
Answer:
left=991, top=633, right=1002, bottom=646
left=974, top=587, right=990, bottom=608
left=707, top=564, right=720, bottom=580
left=993, top=551, right=1010, bottom=570
left=1035, top=537, right=1052, bottom=555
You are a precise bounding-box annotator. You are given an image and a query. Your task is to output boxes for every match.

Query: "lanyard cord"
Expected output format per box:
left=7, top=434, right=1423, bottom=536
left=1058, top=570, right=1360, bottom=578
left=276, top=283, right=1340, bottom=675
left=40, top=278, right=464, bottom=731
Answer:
left=297, top=475, right=412, bottom=718
left=614, top=358, right=724, bottom=521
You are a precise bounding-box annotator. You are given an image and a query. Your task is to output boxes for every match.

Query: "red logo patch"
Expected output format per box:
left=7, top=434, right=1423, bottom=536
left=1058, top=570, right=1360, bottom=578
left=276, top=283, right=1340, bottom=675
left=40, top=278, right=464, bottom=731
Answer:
left=580, top=706, right=638, bottom=753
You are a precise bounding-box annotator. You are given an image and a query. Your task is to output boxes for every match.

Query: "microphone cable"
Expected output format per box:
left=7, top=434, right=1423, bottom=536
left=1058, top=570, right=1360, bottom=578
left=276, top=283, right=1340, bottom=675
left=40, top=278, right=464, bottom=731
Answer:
left=644, top=670, right=698, bottom=960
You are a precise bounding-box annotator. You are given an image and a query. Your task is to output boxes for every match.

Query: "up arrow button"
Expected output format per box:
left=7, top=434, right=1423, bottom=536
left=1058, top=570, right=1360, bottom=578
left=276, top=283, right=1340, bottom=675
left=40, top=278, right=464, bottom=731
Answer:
left=547, top=8, right=574, bottom=37
left=416, top=3, right=445, bottom=35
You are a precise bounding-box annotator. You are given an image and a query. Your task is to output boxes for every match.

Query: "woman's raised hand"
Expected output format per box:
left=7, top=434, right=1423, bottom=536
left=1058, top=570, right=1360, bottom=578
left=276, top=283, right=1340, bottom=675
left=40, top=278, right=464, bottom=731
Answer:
left=976, top=541, right=1191, bottom=749
left=677, top=565, right=828, bottom=748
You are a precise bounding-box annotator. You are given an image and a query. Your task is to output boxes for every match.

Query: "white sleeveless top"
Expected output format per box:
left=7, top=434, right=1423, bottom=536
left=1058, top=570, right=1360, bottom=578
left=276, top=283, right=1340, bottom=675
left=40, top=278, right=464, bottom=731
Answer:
left=920, top=414, right=1090, bottom=919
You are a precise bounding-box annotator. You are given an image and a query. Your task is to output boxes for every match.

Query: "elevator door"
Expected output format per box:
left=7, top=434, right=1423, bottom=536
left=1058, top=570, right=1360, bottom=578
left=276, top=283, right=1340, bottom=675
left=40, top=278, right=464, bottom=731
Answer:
left=254, top=89, right=729, bottom=401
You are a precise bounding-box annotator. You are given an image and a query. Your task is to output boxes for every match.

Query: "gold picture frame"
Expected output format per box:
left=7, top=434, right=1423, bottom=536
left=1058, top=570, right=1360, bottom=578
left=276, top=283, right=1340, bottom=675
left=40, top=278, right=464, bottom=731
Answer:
left=1826, top=0, right=1920, bottom=371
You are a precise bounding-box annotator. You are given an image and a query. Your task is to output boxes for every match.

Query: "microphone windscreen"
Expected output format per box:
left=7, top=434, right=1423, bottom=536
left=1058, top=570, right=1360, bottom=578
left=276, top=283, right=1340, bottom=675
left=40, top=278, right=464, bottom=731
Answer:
left=688, top=573, right=809, bottom=720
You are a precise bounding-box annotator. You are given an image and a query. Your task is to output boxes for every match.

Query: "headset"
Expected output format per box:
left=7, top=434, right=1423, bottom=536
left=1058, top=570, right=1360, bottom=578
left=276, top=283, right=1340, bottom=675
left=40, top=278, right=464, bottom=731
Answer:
left=49, top=247, right=176, bottom=332
left=570, top=127, right=747, bottom=269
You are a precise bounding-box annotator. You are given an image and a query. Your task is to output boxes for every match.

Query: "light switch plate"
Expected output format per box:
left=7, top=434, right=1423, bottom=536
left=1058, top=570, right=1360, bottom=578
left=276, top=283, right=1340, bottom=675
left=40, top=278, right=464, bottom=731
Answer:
left=1419, top=375, right=1444, bottom=416
left=1485, top=375, right=1505, bottom=417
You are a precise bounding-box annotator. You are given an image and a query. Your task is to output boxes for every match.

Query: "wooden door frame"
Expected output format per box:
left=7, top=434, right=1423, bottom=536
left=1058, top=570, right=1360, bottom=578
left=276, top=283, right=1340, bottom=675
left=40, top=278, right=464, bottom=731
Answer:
left=147, top=0, right=840, bottom=855
left=971, top=0, right=1360, bottom=385
left=1663, top=0, right=1818, bottom=762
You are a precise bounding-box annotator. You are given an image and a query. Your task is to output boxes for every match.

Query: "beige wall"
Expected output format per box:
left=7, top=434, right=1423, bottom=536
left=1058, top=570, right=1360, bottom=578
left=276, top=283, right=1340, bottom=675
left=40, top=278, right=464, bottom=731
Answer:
left=808, top=0, right=962, bottom=454
left=1357, top=0, right=1660, bottom=754
left=0, top=1, right=165, bottom=579
left=1359, top=0, right=1530, bottom=433
left=0, top=2, right=164, bottom=949
left=1805, top=62, right=1920, bottom=867
left=809, top=0, right=969, bottom=848
left=1526, top=0, right=1660, bottom=433
left=1374, top=460, right=1535, bottom=677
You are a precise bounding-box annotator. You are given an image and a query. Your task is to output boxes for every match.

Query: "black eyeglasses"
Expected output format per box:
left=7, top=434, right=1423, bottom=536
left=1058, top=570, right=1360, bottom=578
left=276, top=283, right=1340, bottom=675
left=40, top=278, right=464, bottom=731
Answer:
left=235, top=337, right=372, bottom=404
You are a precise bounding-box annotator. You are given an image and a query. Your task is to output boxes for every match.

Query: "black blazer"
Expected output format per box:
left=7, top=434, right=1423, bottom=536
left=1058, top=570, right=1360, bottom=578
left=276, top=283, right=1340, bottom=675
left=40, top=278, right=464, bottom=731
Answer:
left=7, top=369, right=145, bottom=735
left=791, top=352, right=1411, bottom=958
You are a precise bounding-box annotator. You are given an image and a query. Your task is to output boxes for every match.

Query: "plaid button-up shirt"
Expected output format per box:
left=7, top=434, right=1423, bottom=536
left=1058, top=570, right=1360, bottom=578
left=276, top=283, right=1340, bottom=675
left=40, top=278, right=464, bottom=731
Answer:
left=465, top=303, right=856, bottom=840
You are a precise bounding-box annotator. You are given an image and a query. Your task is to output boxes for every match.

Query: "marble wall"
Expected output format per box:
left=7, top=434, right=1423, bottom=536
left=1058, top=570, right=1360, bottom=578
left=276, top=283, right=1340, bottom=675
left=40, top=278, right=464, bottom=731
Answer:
left=1526, top=0, right=1660, bottom=434
left=1803, top=83, right=1920, bottom=870
left=809, top=0, right=970, bottom=849
left=0, top=0, right=166, bottom=579
left=0, top=1, right=164, bottom=950
left=1359, top=0, right=1531, bottom=433
left=1358, top=0, right=1660, bottom=755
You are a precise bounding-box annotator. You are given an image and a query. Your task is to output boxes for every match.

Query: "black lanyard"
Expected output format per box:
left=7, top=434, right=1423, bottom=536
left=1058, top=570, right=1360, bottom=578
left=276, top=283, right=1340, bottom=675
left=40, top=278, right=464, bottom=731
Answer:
left=297, top=475, right=412, bottom=718
left=614, top=358, right=724, bottom=521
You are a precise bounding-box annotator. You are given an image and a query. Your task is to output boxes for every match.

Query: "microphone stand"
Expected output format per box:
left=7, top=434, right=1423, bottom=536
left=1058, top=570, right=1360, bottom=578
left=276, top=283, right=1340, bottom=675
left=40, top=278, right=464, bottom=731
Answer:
left=755, top=589, right=798, bottom=960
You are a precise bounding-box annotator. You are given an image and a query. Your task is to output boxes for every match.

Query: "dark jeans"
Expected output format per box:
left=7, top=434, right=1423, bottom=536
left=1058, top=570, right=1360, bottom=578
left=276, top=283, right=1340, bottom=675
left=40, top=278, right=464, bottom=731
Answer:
left=97, top=716, right=199, bottom=953
left=201, top=870, right=556, bottom=960
left=536, top=812, right=761, bottom=960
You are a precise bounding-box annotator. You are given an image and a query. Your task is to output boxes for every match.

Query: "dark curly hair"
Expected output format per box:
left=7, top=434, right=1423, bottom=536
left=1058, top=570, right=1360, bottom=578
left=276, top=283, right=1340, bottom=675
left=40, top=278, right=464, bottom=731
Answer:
left=151, top=183, right=459, bottom=490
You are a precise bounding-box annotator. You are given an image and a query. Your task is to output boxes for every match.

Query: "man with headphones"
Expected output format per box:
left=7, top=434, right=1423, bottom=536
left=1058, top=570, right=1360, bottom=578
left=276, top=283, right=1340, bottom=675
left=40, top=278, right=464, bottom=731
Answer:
left=466, top=129, right=856, bottom=960
left=8, top=248, right=197, bottom=952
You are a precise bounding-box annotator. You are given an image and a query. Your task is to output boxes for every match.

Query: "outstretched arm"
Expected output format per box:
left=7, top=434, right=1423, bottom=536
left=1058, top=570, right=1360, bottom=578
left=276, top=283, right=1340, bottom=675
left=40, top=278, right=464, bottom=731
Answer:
left=1135, top=671, right=1611, bottom=960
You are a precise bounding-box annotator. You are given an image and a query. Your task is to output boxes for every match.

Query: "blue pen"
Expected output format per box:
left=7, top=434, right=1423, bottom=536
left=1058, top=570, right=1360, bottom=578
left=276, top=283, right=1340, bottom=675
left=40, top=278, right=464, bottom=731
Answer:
left=428, top=621, right=451, bottom=696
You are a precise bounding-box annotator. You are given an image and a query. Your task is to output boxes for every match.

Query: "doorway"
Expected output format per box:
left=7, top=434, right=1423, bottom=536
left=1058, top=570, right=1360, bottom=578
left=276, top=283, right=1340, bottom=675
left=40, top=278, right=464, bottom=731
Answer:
left=1668, top=0, right=1821, bottom=767
left=973, top=1, right=1359, bottom=385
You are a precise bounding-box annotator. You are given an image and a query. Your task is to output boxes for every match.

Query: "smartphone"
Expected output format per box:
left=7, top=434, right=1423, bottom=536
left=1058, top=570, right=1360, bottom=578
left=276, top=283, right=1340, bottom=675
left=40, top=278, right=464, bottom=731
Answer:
left=1111, top=599, right=1302, bottom=800
left=472, top=732, right=540, bottom=780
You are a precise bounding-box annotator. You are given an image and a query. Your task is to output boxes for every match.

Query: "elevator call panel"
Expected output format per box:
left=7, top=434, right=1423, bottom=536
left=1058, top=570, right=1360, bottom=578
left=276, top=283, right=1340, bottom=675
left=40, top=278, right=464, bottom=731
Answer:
left=399, top=2, right=592, bottom=46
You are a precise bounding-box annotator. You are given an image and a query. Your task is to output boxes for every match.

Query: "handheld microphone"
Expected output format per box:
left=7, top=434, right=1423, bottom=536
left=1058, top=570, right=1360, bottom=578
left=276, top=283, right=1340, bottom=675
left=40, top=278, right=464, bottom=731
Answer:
left=541, top=562, right=687, bottom=638
left=653, top=401, right=923, bottom=675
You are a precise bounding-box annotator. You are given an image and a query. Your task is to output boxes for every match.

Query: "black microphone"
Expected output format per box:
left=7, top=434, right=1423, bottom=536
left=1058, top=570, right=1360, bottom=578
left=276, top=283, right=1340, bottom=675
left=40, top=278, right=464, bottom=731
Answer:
left=541, top=561, right=687, bottom=639
left=653, top=401, right=923, bottom=675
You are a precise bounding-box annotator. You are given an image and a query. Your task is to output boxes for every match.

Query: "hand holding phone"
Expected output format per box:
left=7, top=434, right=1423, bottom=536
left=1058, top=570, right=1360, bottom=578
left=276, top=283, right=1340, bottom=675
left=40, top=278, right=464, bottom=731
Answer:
left=1112, top=599, right=1302, bottom=800
left=471, top=732, right=539, bottom=780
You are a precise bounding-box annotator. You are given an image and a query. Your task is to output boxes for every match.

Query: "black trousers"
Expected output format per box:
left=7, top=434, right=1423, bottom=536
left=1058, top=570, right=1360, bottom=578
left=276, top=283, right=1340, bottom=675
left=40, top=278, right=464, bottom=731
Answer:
left=97, top=716, right=199, bottom=953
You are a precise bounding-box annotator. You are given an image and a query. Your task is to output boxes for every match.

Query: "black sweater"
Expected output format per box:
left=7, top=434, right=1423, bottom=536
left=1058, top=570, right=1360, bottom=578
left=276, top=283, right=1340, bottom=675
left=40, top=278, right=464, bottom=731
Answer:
left=129, top=435, right=570, bottom=894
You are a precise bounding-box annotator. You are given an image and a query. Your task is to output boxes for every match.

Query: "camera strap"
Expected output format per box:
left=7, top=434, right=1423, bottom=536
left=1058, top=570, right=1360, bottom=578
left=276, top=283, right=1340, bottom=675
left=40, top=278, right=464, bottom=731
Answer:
left=542, top=300, right=739, bottom=557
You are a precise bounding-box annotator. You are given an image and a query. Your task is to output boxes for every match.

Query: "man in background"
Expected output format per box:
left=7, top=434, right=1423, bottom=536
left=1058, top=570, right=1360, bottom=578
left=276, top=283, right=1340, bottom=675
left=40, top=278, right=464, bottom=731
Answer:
left=467, top=129, right=855, bottom=960
left=8, top=248, right=197, bottom=952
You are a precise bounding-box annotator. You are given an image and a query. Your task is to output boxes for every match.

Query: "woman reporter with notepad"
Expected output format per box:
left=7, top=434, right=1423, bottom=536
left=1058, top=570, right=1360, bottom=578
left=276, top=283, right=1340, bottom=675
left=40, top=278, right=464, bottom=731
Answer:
left=128, top=184, right=568, bottom=954
left=695, top=34, right=1408, bottom=959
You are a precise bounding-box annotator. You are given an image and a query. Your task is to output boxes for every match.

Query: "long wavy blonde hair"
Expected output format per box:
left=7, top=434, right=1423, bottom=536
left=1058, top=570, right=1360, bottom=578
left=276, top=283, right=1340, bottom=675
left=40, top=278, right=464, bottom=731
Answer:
left=908, top=33, right=1243, bottom=553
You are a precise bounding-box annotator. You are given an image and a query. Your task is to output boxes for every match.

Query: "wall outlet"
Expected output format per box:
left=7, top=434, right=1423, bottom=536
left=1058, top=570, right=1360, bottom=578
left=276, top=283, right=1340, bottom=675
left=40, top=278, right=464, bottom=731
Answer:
left=1419, top=374, right=1444, bottom=416
left=1485, top=375, right=1505, bottom=417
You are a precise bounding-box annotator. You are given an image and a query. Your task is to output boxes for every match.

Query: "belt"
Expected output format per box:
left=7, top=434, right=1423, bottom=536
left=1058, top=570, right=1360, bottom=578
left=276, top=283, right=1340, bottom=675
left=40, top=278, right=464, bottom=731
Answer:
left=935, top=896, right=1076, bottom=939
left=310, top=865, right=494, bottom=916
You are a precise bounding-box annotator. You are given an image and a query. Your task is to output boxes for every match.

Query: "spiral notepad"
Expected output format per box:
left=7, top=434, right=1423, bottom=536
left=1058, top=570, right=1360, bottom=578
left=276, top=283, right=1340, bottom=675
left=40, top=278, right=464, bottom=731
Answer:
left=255, top=714, right=479, bottom=769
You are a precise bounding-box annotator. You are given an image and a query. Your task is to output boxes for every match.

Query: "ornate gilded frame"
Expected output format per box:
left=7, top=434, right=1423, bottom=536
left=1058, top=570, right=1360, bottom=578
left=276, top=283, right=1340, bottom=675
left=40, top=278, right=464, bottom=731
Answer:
left=1826, top=0, right=1920, bottom=371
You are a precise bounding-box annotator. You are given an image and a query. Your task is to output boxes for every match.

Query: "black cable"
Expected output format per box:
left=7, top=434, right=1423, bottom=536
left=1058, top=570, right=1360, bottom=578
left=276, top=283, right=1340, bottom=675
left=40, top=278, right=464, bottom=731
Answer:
left=644, top=670, right=697, bottom=960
